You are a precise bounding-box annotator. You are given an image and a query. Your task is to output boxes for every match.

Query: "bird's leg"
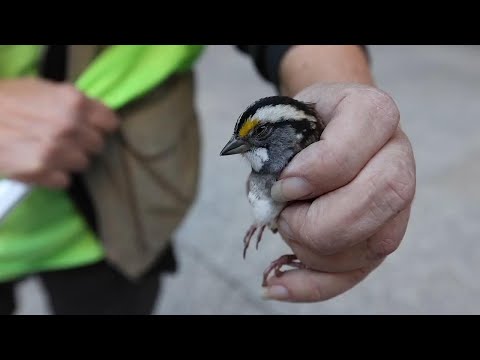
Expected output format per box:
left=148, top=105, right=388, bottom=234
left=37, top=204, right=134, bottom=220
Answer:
left=262, top=254, right=305, bottom=287
left=255, top=225, right=266, bottom=250
left=243, top=225, right=258, bottom=259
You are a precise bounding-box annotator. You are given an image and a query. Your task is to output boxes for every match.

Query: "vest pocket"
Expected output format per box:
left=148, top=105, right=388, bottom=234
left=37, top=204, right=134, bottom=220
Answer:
left=84, top=71, right=201, bottom=278
left=119, top=71, right=200, bottom=207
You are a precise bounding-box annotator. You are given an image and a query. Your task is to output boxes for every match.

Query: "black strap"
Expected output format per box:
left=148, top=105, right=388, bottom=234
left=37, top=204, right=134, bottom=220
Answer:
left=40, top=45, right=68, bottom=81
left=40, top=45, right=99, bottom=234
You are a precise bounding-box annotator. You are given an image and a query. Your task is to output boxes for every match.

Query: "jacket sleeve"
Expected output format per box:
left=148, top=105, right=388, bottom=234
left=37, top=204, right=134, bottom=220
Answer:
left=235, top=45, right=292, bottom=88
left=235, top=45, right=369, bottom=89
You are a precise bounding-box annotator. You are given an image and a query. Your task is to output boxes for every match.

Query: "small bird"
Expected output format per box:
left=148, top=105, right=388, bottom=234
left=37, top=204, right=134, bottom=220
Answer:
left=220, top=96, right=325, bottom=286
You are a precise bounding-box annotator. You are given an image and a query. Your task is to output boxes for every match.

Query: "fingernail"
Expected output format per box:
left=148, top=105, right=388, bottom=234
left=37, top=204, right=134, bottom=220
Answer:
left=277, top=217, right=294, bottom=241
left=262, top=285, right=290, bottom=301
left=271, top=177, right=313, bottom=202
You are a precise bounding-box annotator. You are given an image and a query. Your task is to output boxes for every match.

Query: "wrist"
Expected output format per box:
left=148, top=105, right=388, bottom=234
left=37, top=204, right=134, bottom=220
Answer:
left=279, top=45, right=375, bottom=96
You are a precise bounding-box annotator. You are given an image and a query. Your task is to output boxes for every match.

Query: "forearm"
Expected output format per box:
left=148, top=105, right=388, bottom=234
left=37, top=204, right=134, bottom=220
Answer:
left=278, top=45, right=374, bottom=97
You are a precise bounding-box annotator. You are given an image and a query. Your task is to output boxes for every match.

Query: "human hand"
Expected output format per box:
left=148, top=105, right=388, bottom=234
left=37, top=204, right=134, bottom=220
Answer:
left=265, top=83, right=416, bottom=302
left=0, top=78, right=119, bottom=188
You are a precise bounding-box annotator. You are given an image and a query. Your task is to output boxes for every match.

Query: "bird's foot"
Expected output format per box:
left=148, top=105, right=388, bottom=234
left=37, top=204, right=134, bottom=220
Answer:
left=243, top=224, right=266, bottom=259
left=262, top=254, right=305, bottom=287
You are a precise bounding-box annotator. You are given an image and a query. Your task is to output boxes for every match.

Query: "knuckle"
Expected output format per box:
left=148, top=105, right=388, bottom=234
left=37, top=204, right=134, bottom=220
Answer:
left=73, top=153, right=90, bottom=171
left=56, top=118, right=78, bottom=137
left=49, top=173, right=70, bottom=189
left=50, top=101, right=82, bottom=138
left=38, top=139, right=58, bottom=164
left=105, top=114, right=120, bottom=132
left=350, top=266, right=372, bottom=284
left=359, top=88, right=401, bottom=128
left=48, top=178, right=65, bottom=189
left=310, top=285, right=327, bottom=301
left=24, top=159, right=45, bottom=177
left=368, top=237, right=400, bottom=260
left=18, top=158, right=47, bottom=179
left=384, top=161, right=416, bottom=213
left=60, top=83, right=87, bottom=112
left=368, top=159, right=416, bottom=222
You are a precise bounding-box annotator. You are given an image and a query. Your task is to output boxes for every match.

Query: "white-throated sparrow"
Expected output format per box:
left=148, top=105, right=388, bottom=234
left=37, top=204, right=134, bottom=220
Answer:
left=220, top=96, right=325, bottom=286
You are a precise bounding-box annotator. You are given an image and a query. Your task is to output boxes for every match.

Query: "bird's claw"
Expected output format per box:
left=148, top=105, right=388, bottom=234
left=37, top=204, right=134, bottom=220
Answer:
left=243, top=224, right=266, bottom=259
left=262, top=254, right=305, bottom=287
left=255, top=225, right=265, bottom=250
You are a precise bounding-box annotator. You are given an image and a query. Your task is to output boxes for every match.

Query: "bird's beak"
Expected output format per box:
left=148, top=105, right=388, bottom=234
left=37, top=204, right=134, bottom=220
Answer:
left=220, top=137, right=251, bottom=156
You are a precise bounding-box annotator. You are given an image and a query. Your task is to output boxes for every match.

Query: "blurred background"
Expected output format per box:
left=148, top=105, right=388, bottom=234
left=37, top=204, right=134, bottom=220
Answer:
left=16, top=45, right=480, bottom=314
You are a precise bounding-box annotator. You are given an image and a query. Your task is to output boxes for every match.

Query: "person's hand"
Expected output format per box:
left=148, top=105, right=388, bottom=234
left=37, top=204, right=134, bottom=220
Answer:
left=265, top=83, right=416, bottom=302
left=0, top=78, right=119, bottom=188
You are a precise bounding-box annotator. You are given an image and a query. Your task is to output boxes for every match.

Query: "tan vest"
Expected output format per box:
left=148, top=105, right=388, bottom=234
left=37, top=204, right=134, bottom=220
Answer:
left=67, top=46, right=201, bottom=280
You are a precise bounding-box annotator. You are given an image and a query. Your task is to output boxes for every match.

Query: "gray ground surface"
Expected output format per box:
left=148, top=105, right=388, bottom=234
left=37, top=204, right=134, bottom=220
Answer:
left=16, top=45, right=480, bottom=315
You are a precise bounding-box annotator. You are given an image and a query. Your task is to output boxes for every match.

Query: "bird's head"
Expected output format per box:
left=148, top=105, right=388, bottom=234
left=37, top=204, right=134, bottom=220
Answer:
left=220, top=96, right=323, bottom=173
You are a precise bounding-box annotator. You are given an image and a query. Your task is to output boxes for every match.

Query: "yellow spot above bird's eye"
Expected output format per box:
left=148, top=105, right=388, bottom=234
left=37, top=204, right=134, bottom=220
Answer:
left=239, top=118, right=260, bottom=138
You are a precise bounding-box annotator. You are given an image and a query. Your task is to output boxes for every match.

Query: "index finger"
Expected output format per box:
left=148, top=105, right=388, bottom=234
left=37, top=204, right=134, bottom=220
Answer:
left=263, top=260, right=382, bottom=302
left=271, top=83, right=400, bottom=202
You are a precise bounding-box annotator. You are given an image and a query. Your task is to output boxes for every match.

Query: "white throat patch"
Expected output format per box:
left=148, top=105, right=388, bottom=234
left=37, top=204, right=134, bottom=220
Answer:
left=244, top=147, right=269, bottom=171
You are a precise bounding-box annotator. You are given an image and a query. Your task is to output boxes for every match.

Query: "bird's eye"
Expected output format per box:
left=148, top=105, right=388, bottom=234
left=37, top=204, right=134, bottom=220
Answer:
left=254, top=125, right=271, bottom=139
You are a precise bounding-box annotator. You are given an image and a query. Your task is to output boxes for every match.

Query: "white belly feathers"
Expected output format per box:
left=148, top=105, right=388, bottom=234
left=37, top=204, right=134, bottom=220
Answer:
left=247, top=190, right=283, bottom=227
